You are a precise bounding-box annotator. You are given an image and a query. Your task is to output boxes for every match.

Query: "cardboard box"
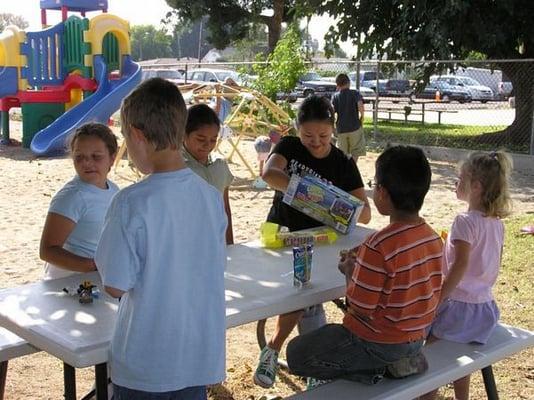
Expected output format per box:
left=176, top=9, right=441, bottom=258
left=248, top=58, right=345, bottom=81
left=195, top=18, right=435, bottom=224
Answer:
left=283, top=174, right=364, bottom=234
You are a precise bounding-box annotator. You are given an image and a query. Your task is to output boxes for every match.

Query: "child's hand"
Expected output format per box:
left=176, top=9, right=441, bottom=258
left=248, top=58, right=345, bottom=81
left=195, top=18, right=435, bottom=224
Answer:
left=338, top=247, right=359, bottom=276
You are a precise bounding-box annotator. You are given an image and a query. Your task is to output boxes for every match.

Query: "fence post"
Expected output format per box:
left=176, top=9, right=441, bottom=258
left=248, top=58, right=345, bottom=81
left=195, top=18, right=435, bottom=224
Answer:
left=530, top=101, right=534, bottom=155
left=373, top=61, right=380, bottom=140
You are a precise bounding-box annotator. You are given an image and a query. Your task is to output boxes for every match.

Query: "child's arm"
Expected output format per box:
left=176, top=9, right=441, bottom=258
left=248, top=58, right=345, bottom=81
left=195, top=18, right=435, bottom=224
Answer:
left=349, top=188, right=371, bottom=224
left=224, top=188, right=234, bottom=245
left=345, top=244, right=386, bottom=317
left=262, top=154, right=289, bottom=192
left=440, top=239, right=471, bottom=303
left=40, top=213, right=96, bottom=272
left=338, top=247, right=359, bottom=286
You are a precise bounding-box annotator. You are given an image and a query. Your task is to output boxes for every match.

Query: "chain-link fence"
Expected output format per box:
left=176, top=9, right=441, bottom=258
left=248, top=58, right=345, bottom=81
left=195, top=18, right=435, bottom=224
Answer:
left=141, top=59, right=534, bottom=154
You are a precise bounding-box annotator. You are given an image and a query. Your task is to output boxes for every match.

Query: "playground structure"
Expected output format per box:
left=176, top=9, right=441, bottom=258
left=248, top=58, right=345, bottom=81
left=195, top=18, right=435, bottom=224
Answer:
left=184, top=82, right=293, bottom=177
left=0, top=0, right=141, bottom=156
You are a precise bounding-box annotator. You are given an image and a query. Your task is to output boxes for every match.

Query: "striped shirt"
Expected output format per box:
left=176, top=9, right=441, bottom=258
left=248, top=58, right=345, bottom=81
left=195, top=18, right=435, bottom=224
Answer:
left=343, top=221, right=443, bottom=344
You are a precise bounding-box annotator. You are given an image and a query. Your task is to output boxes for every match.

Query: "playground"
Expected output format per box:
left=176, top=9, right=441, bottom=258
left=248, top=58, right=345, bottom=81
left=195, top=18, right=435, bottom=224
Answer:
left=0, top=0, right=141, bottom=155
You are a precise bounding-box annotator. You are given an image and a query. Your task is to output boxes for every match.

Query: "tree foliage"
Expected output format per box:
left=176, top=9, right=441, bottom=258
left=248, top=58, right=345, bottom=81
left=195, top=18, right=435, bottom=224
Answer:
left=318, top=0, right=534, bottom=145
left=0, top=13, right=28, bottom=32
left=130, top=25, right=173, bottom=61
left=164, top=0, right=301, bottom=53
left=250, top=25, right=306, bottom=101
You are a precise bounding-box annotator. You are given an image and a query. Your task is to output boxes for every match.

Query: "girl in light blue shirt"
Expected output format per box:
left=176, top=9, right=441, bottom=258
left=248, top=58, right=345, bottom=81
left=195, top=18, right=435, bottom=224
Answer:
left=40, top=123, right=119, bottom=279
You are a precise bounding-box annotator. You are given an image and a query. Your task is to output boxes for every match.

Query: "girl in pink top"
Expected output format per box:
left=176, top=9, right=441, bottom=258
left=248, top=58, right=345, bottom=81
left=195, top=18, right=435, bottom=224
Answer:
left=422, top=151, right=513, bottom=400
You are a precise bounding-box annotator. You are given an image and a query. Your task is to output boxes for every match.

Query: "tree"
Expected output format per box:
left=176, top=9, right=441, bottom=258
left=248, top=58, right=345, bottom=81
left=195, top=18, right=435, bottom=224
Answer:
left=231, top=24, right=269, bottom=62
left=170, top=19, right=212, bottom=60
left=318, top=0, right=534, bottom=146
left=164, top=0, right=302, bottom=53
left=130, top=25, right=173, bottom=61
left=250, top=25, right=306, bottom=101
left=0, top=13, right=28, bottom=31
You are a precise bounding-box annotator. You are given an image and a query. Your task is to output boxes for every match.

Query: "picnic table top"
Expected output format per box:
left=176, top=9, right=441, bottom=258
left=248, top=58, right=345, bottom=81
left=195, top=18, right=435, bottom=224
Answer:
left=0, top=226, right=374, bottom=368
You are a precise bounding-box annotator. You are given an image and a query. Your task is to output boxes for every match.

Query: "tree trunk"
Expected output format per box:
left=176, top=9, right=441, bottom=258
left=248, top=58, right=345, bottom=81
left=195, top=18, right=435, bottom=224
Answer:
left=266, top=0, right=284, bottom=53
left=478, top=62, right=533, bottom=149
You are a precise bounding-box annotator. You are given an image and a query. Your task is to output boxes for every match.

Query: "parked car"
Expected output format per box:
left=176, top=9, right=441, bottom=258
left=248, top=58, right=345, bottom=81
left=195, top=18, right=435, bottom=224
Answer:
left=348, top=71, right=388, bottom=95
left=187, top=68, right=241, bottom=84
left=383, top=79, right=414, bottom=97
left=432, top=75, right=493, bottom=102
left=416, top=81, right=472, bottom=103
left=351, top=85, right=376, bottom=103
left=498, top=81, right=513, bottom=100
left=141, top=69, right=183, bottom=85
left=295, top=72, right=337, bottom=98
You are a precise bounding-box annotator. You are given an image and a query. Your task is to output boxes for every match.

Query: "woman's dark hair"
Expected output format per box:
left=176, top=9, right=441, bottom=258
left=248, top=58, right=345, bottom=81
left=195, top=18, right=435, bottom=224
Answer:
left=297, top=95, right=335, bottom=127
left=68, top=123, right=118, bottom=155
left=185, top=104, right=220, bottom=135
left=375, top=145, right=431, bottom=213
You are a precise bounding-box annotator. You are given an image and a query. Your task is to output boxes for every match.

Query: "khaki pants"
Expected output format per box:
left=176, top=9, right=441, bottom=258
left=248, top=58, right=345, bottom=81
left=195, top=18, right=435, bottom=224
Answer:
left=336, top=127, right=366, bottom=158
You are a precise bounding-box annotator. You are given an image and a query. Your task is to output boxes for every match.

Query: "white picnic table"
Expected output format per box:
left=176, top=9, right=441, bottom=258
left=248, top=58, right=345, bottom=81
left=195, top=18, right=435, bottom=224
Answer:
left=0, top=226, right=375, bottom=400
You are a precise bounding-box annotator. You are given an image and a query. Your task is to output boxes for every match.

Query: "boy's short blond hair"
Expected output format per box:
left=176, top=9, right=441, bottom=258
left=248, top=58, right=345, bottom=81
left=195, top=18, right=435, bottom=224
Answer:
left=121, top=78, right=187, bottom=150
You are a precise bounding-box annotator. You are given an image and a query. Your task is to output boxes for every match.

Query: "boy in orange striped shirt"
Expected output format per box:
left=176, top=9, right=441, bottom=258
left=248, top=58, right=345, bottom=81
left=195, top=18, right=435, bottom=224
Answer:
left=287, top=145, right=443, bottom=385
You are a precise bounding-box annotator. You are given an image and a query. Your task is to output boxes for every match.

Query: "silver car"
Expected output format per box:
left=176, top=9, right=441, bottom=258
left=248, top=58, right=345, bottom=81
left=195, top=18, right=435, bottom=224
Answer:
left=433, top=75, right=493, bottom=103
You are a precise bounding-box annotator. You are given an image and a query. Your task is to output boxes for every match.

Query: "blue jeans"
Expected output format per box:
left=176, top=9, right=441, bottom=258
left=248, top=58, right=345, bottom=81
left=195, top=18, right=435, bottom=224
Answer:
left=112, top=384, right=207, bottom=400
left=287, top=324, right=423, bottom=383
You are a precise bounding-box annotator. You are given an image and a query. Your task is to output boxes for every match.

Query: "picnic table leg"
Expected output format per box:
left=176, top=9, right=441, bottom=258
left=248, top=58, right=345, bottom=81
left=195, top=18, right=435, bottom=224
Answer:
left=0, top=361, right=7, bottom=400
left=256, top=319, right=267, bottom=349
left=481, top=365, right=499, bottom=400
left=95, top=363, right=109, bottom=400
left=63, top=363, right=76, bottom=400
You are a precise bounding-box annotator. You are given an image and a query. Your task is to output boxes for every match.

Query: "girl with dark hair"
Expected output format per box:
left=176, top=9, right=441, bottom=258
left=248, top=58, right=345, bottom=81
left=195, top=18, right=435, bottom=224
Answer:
left=254, top=96, right=371, bottom=388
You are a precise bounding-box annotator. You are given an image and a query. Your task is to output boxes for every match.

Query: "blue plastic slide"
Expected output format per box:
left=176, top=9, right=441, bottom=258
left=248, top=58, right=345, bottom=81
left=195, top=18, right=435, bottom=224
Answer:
left=30, top=55, right=141, bottom=156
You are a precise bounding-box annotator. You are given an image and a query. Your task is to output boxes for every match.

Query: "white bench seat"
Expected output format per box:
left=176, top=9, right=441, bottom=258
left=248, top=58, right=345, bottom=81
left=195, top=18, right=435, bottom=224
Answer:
left=286, top=324, right=534, bottom=400
left=1, top=327, right=39, bottom=399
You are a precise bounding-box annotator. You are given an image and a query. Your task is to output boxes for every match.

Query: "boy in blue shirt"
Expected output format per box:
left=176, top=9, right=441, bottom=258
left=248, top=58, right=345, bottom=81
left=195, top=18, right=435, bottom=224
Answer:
left=96, top=78, right=228, bottom=400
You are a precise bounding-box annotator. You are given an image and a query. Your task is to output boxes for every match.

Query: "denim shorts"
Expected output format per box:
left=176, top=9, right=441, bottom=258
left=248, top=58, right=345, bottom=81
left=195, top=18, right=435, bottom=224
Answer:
left=112, top=384, right=207, bottom=400
left=287, top=323, right=423, bottom=382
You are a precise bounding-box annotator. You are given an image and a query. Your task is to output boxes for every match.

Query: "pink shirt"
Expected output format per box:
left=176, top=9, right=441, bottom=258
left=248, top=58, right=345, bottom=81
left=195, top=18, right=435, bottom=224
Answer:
left=443, top=210, right=504, bottom=303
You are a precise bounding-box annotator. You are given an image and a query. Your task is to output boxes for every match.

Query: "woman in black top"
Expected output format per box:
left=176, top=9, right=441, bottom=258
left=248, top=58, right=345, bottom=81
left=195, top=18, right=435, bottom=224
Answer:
left=254, top=96, right=371, bottom=388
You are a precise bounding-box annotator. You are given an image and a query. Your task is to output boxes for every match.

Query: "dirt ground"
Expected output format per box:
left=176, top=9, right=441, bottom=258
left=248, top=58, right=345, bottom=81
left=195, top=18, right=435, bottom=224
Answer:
left=0, top=120, right=533, bottom=399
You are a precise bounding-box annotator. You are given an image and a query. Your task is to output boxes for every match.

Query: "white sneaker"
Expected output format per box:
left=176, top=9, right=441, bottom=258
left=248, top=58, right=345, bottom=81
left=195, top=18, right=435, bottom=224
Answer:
left=254, top=346, right=279, bottom=388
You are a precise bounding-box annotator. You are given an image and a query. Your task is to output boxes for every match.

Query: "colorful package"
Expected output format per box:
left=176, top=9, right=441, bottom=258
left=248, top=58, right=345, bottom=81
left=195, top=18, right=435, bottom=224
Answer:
left=260, top=222, right=338, bottom=248
left=283, top=174, right=364, bottom=234
left=293, top=244, right=313, bottom=287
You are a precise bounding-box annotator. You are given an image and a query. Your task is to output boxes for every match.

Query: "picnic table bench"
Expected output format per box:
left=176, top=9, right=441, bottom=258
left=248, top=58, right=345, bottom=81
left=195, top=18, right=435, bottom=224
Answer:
left=285, top=323, right=534, bottom=400
left=0, top=328, right=39, bottom=399
left=370, top=100, right=458, bottom=124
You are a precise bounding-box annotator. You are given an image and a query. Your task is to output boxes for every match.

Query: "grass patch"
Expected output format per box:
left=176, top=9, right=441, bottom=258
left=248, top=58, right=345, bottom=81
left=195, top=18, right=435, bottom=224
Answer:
left=496, top=214, right=534, bottom=328
left=363, top=119, right=528, bottom=153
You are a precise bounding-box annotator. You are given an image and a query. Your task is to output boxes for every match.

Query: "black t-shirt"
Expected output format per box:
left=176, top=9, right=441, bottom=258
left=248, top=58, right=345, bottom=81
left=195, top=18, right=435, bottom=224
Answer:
left=267, top=136, right=365, bottom=231
left=332, top=89, right=363, bottom=133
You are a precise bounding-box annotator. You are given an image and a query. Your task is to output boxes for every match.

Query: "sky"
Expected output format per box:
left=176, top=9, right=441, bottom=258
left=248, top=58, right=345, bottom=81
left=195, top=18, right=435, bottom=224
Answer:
left=3, top=0, right=357, bottom=56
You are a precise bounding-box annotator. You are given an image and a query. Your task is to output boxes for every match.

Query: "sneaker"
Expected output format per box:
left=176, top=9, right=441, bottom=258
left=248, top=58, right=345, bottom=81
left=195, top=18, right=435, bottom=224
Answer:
left=386, top=352, right=428, bottom=378
left=253, top=177, right=268, bottom=189
left=254, top=346, right=279, bottom=388
left=306, top=377, right=331, bottom=390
